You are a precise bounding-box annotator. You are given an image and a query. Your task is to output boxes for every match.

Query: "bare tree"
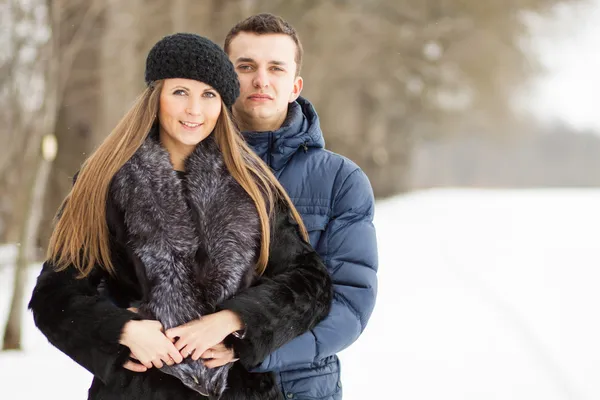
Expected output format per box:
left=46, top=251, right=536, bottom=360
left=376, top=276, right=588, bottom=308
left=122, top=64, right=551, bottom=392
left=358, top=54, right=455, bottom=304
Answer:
left=256, top=0, right=581, bottom=196
left=3, top=135, right=56, bottom=350
left=34, top=0, right=584, bottom=205
left=2, top=0, right=106, bottom=351
left=2, top=0, right=53, bottom=351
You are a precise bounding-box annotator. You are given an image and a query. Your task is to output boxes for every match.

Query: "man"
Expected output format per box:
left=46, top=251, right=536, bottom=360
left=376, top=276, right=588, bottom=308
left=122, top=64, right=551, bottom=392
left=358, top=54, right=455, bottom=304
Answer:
left=224, top=13, right=379, bottom=399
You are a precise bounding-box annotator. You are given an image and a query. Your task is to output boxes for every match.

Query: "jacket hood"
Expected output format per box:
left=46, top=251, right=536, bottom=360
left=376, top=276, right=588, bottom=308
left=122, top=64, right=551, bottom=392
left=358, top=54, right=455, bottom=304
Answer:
left=242, top=97, right=325, bottom=170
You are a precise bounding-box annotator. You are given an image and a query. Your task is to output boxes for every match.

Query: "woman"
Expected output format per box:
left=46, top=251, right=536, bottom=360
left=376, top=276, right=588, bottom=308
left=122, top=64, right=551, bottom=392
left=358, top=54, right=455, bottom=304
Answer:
left=28, top=33, right=332, bottom=400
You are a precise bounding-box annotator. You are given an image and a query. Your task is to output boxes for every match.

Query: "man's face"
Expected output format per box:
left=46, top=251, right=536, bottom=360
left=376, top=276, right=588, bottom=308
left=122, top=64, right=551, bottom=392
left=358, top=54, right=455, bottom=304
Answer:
left=228, top=32, right=303, bottom=131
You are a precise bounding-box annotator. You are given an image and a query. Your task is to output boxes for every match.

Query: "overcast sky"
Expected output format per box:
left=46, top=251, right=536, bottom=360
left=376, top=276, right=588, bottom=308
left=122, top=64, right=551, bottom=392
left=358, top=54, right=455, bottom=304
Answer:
left=525, top=0, right=600, bottom=132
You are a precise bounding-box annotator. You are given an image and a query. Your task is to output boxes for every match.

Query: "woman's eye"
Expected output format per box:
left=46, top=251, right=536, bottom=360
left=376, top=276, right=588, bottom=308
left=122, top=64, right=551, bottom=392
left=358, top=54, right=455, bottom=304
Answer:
left=204, top=92, right=216, bottom=98
left=173, top=89, right=187, bottom=96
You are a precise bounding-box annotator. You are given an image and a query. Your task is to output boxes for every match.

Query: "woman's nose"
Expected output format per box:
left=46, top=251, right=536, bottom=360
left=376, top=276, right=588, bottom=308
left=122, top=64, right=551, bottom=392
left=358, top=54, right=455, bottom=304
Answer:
left=185, top=99, right=202, bottom=116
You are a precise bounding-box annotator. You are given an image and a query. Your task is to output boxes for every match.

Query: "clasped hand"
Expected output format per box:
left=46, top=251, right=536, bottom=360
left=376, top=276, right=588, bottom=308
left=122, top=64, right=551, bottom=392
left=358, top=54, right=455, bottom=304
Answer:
left=120, top=309, right=242, bottom=372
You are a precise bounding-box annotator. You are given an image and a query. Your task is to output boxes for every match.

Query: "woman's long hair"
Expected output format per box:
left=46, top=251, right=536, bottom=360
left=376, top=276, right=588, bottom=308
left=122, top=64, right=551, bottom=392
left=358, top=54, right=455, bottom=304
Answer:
left=48, top=80, right=308, bottom=278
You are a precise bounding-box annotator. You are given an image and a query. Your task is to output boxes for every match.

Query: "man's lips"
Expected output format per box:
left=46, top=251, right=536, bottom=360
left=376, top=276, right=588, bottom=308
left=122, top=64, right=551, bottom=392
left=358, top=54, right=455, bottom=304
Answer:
left=248, top=94, right=273, bottom=100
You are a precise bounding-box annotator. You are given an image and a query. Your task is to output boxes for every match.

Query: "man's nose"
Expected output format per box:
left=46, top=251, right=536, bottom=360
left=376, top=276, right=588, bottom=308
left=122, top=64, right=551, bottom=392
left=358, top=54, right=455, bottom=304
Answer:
left=252, top=69, right=269, bottom=89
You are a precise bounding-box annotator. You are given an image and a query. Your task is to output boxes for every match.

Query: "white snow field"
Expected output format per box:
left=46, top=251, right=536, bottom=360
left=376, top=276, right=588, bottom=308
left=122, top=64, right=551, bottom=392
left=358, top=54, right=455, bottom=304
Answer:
left=1, top=189, right=599, bottom=399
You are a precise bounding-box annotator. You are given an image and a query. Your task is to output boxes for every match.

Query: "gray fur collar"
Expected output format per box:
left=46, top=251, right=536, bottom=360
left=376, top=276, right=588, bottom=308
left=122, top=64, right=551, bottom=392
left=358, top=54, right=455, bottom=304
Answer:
left=110, top=129, right=261, bottom=397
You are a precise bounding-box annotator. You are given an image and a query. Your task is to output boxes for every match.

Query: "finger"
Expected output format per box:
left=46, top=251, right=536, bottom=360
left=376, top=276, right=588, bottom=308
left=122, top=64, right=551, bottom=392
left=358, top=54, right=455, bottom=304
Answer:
left=172, top=335, right=189, bottom=351
left=153, top=321, right=165, bottom=332
left=168, top=346, right=184, bottom=363
left=180, top=345, right=194, bottom=359
left=200, top=349, right=212, bottom=360
left=123, top=360, right=147, bottom=372
left=211, top=350, right=235, bottom=364
left=129, top=353, right=139, bottom=361
left=192, top=346, right=208, bottom=361
left=152, top=358, right=164, bottom=369
left=127, top=307, right=139, bottom=313
left=161, top=354, right=175, bottom=366
left=141, top=360, right=154, bottom=369
left=165, top=328, right=180, bottom=340
left=203, top=358, right=230, bottom=369
left=201, top=348, right=224, bottom=360
left=210, top=343, right=228, bottom=352
left=174, top=340, right=187, bottom=351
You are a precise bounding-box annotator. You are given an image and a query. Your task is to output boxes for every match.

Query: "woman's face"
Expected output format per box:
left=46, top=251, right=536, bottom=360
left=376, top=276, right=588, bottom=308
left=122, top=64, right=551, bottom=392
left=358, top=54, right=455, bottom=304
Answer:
left=158, top=78, right=222, bottom=157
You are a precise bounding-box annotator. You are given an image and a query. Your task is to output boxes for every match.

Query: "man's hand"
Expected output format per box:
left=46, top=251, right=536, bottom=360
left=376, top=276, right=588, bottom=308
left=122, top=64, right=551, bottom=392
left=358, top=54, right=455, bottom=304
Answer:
left=201, top=343, right=239, bottom=368
left=166, top=310, right=243, bottom=362
left=123, top=353, right=150, bottom=372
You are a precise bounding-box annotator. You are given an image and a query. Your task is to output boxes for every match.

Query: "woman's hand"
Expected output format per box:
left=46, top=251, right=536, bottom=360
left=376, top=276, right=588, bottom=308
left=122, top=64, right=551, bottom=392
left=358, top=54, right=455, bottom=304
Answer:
left=119, top=319, right=184, bottom=370
left=165, top=310, right=243, bottom=361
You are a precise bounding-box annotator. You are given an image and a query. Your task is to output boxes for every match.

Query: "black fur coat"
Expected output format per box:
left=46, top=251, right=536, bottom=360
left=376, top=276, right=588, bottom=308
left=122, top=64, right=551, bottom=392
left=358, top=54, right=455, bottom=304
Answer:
left=28, top=132, right=332, bottom=400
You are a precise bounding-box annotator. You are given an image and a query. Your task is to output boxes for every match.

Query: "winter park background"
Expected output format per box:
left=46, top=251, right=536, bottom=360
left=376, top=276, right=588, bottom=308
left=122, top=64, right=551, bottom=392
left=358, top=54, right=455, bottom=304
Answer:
left=2, top=1, right=600, bottom=399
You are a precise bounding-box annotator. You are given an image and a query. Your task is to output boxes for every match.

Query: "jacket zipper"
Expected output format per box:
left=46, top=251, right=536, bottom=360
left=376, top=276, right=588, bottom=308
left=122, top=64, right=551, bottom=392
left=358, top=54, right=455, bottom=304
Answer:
left=268, top=132, right=273, bottom=167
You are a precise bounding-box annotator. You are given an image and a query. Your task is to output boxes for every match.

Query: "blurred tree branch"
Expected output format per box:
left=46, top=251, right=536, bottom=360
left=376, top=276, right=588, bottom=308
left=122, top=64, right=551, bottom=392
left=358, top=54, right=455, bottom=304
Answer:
left=2, top=0, right=109, bottom=351
left=1, top=0, right=587, bottom=254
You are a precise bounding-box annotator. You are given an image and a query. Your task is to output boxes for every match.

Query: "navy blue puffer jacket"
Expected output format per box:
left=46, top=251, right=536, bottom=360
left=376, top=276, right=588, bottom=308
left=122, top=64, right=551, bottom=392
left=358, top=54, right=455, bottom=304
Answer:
left=243, top=97, right=379, bottom=400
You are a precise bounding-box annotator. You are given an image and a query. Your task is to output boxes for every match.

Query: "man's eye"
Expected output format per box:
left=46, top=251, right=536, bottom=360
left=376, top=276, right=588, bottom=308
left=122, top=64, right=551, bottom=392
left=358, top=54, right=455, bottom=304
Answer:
left=238, top=65, right=252, bottom=71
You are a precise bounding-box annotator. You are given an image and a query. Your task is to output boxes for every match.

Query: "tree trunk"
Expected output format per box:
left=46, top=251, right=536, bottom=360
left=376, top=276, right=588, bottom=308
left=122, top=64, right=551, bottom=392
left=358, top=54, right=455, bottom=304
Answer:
left=40, top=0, right=108, bottom=248
left=3, top=138, right=56, bottom=350
left=2, top=0, right=59, bottom=351
left=99, top=0, right=141, bottom=138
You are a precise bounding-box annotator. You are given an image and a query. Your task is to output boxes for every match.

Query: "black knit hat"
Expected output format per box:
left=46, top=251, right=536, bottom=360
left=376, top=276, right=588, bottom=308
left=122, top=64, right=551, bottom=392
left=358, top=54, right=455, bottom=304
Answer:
left=145, top=33, right=240, bottom=108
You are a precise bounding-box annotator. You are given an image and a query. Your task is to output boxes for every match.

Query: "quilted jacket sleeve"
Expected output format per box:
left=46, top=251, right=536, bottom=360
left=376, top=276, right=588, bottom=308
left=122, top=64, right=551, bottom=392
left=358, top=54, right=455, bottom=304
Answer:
left=253, top=167, right=378, bottom=371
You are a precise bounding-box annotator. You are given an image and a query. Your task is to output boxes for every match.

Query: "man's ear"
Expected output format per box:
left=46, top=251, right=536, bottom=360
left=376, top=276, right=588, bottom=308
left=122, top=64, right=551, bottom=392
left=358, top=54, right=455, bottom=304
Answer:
left=289, top=75, right=303, bottom=103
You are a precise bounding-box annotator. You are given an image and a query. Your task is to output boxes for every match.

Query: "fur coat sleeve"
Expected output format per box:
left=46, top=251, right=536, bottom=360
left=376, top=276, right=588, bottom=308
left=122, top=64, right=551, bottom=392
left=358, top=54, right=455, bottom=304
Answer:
left=28, top=215, right=204, bottom=399
left=28, top=257, right=141, bottom=384
left=218, top=202, right=333, bottom=369
left=28, top=179, right=143, bottom=384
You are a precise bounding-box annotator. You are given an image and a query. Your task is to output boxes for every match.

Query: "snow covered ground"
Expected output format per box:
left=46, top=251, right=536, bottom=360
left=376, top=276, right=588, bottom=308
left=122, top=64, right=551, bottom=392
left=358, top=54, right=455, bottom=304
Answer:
left=1, top=189, right=599, bottom=399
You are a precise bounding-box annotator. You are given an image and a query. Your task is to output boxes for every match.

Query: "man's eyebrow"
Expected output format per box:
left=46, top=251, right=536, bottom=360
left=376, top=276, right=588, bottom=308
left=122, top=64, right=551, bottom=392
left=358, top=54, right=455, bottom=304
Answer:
left=235, top=57, right=288, bottom=66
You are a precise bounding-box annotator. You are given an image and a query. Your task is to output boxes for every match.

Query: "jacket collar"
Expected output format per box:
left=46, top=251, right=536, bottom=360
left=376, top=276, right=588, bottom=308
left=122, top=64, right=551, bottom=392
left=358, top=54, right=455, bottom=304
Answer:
left=241, top=97, right=325, bottom=171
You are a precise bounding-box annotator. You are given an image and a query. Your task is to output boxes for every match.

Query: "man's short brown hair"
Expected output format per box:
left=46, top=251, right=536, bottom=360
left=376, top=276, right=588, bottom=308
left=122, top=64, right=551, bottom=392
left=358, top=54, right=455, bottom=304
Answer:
left=224, top=13, right=303, bottom=76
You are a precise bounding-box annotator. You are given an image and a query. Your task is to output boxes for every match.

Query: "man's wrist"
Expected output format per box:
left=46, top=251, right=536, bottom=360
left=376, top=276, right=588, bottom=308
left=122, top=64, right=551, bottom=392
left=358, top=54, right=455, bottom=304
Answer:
left=219, top=309, right=245, bottom=334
